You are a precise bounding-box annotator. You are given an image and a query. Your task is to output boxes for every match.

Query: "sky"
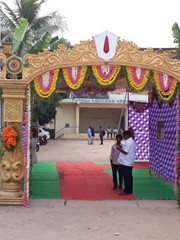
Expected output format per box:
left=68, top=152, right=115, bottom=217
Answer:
left=6, top=0, right=180, bottom=48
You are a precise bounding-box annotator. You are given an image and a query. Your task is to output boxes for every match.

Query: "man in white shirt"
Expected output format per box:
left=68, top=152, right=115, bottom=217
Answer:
left=117, top=130, right=136, bottom=195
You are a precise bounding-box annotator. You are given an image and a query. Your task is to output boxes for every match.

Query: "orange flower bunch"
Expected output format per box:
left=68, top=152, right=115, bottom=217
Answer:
left=2, top=124, right=18, bottom=151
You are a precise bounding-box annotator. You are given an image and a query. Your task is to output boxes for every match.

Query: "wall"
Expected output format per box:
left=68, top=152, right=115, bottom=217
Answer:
left=55, top=104, right=76, bottom=133
left=149, top=98, right=177, bottom=182
left=56, top=102, right=127, bottom=134
left=79, top=107, right=124, bottom=133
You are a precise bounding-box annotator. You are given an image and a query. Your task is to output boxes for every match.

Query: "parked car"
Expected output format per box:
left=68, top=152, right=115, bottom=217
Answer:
left=38, top=127, right=50, bottom=140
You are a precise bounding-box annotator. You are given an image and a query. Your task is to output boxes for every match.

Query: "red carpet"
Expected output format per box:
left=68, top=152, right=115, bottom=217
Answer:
left=56, top=162, right=137, bottom=200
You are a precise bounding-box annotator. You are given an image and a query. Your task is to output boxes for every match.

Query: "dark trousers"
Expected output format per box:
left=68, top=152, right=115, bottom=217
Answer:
left=100, top=136, right=103, bottom=144
left=111, top=164, right=123, bottom=189
left=119, top=164, right=133, bottom=194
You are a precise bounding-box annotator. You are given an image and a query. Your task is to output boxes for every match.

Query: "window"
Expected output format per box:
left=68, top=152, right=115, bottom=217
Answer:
left=157, top=121, right=165, bottom=140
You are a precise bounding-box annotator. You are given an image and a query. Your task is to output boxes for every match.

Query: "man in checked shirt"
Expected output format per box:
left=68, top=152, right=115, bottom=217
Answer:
left=109, top=134, right=123, bottom=190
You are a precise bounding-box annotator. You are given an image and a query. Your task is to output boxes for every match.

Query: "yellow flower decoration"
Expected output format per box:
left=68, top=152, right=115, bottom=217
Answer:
left=154, top=71, right=178, bottom=102
left=34, top=69, right=59, bottom=98
left=91, top=65, right=121, bottom=86
left=126, top=66, right=150, bottom=92
left=62, top=66, right=88, bottom=90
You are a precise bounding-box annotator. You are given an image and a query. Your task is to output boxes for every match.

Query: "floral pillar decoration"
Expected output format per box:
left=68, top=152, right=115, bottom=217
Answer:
left=22, top=86, right=31, bottom=207
left=177, top=90, right=180, bottom=207
left=0, top=55, right=26, bottom=205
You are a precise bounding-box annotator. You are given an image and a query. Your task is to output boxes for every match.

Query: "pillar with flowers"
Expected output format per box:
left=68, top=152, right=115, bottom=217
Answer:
left=0, top=53, right=27, bottom=205
left=0, top=83, right=26, bottom=204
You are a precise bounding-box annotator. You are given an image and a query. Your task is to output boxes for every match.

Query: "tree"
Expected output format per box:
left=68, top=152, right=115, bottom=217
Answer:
left=31, top=81, right=69, bottom=126
left=11, top=17, right=71, bottom=125
left=0, top=0, right=71, bottom=125
left=0, top=0, right=68, bottom=43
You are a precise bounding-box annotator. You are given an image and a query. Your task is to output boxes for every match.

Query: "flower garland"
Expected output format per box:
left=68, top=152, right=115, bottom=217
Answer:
left=174, top=95, right=179, bottom=194
left=91, top=65, right=121, bottom=86
left=1, top=124, right=19, bottom=151
left=61, top=66, right=88, bottom=90
left=34, top=69, right=59, bottom=98
left=177, top=90, right=180, bottom=208
left=126, top=67, right=150, bottom=92
left=153, top=71, right=178, bottom=103
left=22, top=86, right=31, bottom=207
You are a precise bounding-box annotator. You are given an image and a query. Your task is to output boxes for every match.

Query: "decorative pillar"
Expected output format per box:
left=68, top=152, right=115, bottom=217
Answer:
left=0, top=84, right=26, bottom=205
left=75, top=103, right=80, bottom=133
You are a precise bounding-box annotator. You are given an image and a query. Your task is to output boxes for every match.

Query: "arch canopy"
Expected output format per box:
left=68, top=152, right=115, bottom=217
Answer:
left=0, top=31, right=180, bottom=102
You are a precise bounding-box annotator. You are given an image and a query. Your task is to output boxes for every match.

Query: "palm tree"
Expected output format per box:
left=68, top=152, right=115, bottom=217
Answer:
left=0, top=0, right=68, bottom=42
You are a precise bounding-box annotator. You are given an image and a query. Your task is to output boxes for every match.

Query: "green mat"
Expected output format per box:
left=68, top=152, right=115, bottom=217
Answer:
left=30, top=162, right=175, bottom=200
left=95, top=161, right=109, bottom=165
left=30, top=162, right=60, bottom=199
left=105, top=169, right=176, bottom=200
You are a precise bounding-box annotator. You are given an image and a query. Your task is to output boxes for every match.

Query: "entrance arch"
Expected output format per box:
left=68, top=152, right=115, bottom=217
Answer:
left=0, top=33, right=179, bottom=205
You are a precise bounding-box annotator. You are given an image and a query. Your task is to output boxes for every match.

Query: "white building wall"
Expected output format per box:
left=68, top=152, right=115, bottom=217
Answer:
left=55, top=102, right=126, bottom=134
left=79, top=107, right=124, bottom=133
left=55, top=104, right=76, bottom=132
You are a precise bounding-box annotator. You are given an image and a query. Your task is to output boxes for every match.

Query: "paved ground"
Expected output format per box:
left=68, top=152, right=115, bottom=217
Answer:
left=37, top=138, right=115, bottom=163
left=0, top=139, right=180, bottom=240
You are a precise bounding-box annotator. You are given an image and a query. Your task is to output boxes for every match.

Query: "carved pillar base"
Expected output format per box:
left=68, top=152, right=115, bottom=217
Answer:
left=0, top=182, right=22, bottom=198
left=0, top=197, right=23, bottom=205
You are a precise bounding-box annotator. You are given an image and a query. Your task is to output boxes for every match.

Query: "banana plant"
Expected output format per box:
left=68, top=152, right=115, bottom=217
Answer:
left=12, top=17, right=71, bottom=58
left=12, top=17, right=52, bottom=58
left=49, top=36, right=72, bottom=51
left=172, top=22, right=180, bottom=54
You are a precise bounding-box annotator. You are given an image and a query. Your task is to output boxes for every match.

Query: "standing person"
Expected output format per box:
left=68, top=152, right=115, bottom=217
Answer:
left=99, top=126, right=105, bottom=145
left=112, top=127, right=118, bottom=138
left=109, top=134, right=123, bottom=190
left=31, top=128, right=39, bottom=164
left=117, top=130, right=136, bottom=195
left=90, top=127, right=95, bottom=144
left=107, top=126, right=112, bottom=139
left=87, top=126, right=92, bottom=145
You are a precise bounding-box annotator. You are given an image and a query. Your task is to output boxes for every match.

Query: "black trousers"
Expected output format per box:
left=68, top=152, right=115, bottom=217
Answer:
left=111, top=164, right=123, bottom=189
left=119, top=164, right=133, bottom=194
left=100, top=136, right=103, bottom=144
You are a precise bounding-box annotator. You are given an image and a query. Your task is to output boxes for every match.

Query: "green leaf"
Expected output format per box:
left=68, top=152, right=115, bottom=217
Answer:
left=18, top=29, right=34, bottom=58
left=30, top=32, right=51, bottom=54
left=13, top=18, right=29, bottom=53
left=49, top=37, right=72, bottom=51
left=172, top=22, right=180, bottom=53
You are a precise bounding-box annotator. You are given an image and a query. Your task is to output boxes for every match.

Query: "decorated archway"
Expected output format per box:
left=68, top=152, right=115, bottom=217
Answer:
left=0, top=32, right=180, bottom=206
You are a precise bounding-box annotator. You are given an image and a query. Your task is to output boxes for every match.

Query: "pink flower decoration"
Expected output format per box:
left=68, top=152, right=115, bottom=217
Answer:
left=131, top=67, right=147, bottom=85
left=97, top=66, right=117, bottom=79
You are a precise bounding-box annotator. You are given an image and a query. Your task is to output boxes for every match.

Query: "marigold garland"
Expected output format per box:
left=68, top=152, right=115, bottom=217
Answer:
left=126, top=66, right=150, bottom=92
left=34, top=69, right=59, bottom=98
left=91, top=65, right=121, bottom=86
left=61, top=66, right=88, bottom=90
left=154, top=71, right=178, bottom=102
left=1, top=124, right=19, bottom=151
